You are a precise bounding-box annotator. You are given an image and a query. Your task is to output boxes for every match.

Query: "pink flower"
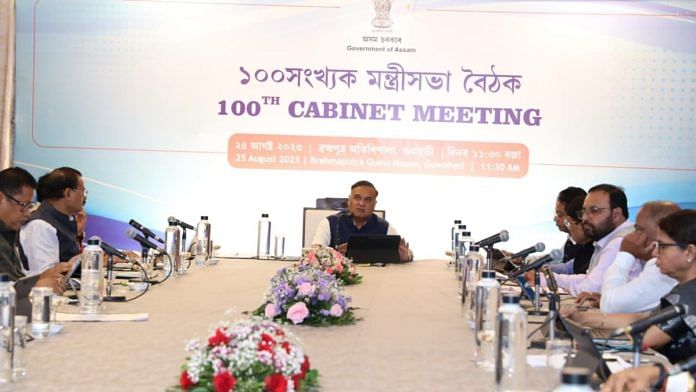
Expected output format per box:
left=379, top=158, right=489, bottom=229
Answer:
left=286, top=302, right=309, bottom=324
left=333, top=262, right=344, bottom=273
left=264, top=303, right=279, bottom=318
left=297, top=282, right=314, bottom=296
left=307, top=253, right=317, bottom=264
left=329, top=303, right=343, bottom=317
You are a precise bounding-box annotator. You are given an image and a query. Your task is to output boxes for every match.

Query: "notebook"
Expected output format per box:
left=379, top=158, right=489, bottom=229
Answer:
left=345, top=235, right=401, bottom=263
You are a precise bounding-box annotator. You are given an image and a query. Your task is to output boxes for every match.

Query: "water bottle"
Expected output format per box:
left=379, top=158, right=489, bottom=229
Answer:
left=450, top=219, right=462, bottom=267
left=456, top=229, right=471, bottom=279
left=257, top=213, right=272, bottom=259
left=495, top=294, right=527, bottom=390
left=552, top=367, right=593, bottom=392
left=453, top=224, right=467, bottom=278
left=475, top=270, right=500, bottom=370
left=12, top=315, right=27, bottom=380
left=80, top=236, right=104, bottom=314
left=164, top=218, right=182, bottom=276
left=0, top=273, right=16, bottom=383
left=195, top=216, right=211, bottom=266
left=463, top=244, right=483, bottom=327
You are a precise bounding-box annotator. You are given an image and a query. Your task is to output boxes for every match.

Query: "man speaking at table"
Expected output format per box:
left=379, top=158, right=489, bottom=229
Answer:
left=312, top=180, right=413, bottom=262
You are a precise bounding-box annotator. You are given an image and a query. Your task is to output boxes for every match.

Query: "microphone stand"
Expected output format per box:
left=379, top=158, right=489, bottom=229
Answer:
left=529, top=267, right=548, bottom=316
left=631, top=332, right=643, bottom=369
left=181, top=229, right=188, bottom=254
left=484, top=246, right=494, bottom=270
left=103, top=254, right=126, bottom=302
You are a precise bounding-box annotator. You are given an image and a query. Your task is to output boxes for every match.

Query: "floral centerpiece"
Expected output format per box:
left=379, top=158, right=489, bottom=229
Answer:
left=254, top=263, right=357, bottom=326
left=300, top=245, right=362, bottom=285
left=176, top=317, right=319, bottom=392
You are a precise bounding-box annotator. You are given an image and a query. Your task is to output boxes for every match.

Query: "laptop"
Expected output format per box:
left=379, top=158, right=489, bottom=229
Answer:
left=345, top=235, right=401, bottom=263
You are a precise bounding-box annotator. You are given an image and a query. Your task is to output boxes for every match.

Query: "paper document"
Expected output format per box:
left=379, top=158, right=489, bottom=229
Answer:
left=56, top=312, right=149, bottom=322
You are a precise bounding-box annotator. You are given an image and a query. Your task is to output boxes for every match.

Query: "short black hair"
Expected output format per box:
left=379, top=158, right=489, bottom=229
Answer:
left=351, top=180, right=378, bottom=197
left=658, top=209, right=696, bottom=248
left=0, top=167, right=37, bottom=196
left=557, top=187, right=586, bottom=206
left=36, top=167, right=82, bottom=202
left=588, top=183, right=629, bottom=219
left=564, top=195, right=586, bottom=223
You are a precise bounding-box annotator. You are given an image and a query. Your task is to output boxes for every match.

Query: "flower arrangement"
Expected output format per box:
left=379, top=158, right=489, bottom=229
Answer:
left=254, top=263, right=357, bottom=326
left=177, top=317, right=319, bottom=392
left=300, top=245, right=362, bottom=285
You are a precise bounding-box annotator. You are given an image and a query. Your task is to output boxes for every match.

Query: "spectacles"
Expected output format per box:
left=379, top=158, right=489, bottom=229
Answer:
left=73, top=188, right=88, bottom=198
left=2, top=192, right=36, bottom=212
left=652, top=241, right=684, bottom=252
left=563, top=217, right=580, bottom=228
left=577, top=206, right=610, bottom=219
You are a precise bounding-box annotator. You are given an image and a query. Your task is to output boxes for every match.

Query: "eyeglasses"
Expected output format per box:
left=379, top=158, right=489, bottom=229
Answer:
left=73, top=188, right=88, bottom=198
left=652, top=241, right=685, bottom=252
left=2, top=192, right=36, bottom=212
left=577, top=206, right=610, bottom=219
left=563, top=217, right=580, bottom=228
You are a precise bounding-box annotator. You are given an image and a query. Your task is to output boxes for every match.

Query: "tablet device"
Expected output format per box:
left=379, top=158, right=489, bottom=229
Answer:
left=345, top=235, right=400, bottom=263
left=557, top=315, right=613, bottom=382
left=64, top=258, right=81, bottom=281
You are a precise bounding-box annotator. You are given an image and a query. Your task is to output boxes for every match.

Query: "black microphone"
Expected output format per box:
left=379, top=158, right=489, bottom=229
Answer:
left=509, top=249, right=563, bottom=277
left=506, top=242, right=545, bottom=261
left=610, top=304, right=685, bottom=338
left=100, top=241, right=129, bottom=260
left=129, top=219, right=165, bottom=244
left=169, top=216, right=194, bottom=231
left=126, top=228, right=163, bottom=252
left=475, top=230, right=509, bottom=247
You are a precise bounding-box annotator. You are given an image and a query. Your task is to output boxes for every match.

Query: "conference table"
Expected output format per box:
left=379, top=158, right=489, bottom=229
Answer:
left=11, top=259, right=561, bottom=391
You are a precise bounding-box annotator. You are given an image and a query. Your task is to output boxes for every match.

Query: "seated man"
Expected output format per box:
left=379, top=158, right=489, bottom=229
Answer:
left=549, top=186, right=589, bottom=274
left=552, top=184, right=633, bottom=296
left=312, top=180, right=413, bottom=262
left=585, top=201, right=680, bottom=313
left=0, top=167, right=70, bottom=316
left=19, top=167, right=85, bottom=276
left=549, top=194, right=594, bottom=275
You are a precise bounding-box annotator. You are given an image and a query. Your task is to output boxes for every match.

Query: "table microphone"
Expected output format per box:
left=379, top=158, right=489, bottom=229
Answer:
left=475, top=230, right=509, bottom=247
left=609, top=304, right=685, bottom=338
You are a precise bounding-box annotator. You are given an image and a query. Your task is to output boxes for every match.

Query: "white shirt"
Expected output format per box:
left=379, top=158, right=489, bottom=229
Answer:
left=600, top=253, right=677, bottom=313
left=311, top=217, right=399, bottom=247
left=554, top=220, right=633, bottom=297
left=19, top=220, right=61, bottom=277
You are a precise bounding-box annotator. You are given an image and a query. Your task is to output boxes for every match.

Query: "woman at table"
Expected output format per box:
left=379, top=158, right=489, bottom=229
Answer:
left=562, top=209, right=696, bottom=363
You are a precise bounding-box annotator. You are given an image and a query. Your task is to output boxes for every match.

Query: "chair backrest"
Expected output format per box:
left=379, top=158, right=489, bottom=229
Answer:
left=302, top=208, right=386, bottom=248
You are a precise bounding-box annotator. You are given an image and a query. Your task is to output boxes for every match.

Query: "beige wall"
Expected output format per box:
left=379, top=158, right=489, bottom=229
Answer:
left=0, top=0, right=12, bottom=169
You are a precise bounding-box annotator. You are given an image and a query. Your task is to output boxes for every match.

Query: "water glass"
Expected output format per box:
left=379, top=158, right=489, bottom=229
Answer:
left=274, top=235, right=285, bottom=259
left=546, top=338, right=573, bottom=369
left=30, top=287, right=54, bottom=338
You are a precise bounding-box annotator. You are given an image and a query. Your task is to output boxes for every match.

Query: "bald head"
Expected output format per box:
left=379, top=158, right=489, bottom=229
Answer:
left=635, top=201, right=681, bottom=243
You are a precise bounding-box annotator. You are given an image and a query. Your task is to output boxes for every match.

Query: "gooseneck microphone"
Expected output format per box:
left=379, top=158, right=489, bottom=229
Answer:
left=509, top=249, right=563, bottom=278
left=129, top=219, right=165, bottom=244
left=126, top=228, right=163, bottom=252
left=610, top=304, right=685, bottom=338
left=506, top=242, right=545, bottom=261
left=169, top=216, right=194, bottom=231
left=475, top=230, right=509, bottom=247
left=100, top=241, right=129, bottom=260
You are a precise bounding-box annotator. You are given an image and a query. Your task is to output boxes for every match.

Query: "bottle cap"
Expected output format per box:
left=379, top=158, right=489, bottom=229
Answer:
left=168, top=220, right=177, bottom=226
left=454, top=220, right=461, bottom=224
left=262, top=213, right=269, bottom=218
left=469, top=244, right=480, bottom=252
left=481, top=270, right=496, bottom=279
left=0, top=273, right=9, bottom=282
left=502, top=294, right=520, bottom=304
left=462, top=231, right=471, bottom=237
left=561, top=367, right=591, bottom=385
left=458, top=224, right=467, bottom=230
left=201, top=216, right=208, bottom=220
left=87, top=236, right=101, bottom=245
